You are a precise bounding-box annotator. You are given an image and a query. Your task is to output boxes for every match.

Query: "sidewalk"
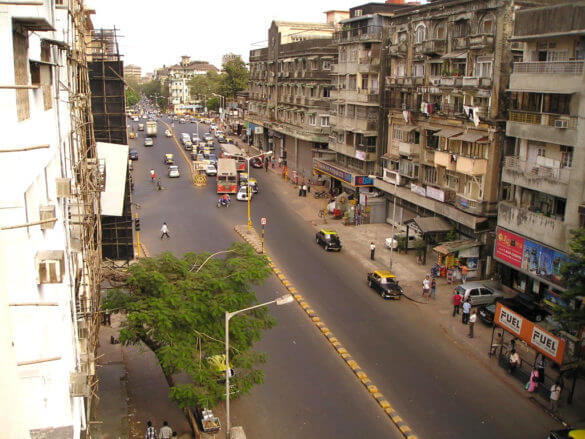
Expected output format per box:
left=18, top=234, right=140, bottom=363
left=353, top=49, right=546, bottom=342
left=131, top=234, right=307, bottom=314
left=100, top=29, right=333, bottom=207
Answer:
left=233, top=134, right=585, bottom=428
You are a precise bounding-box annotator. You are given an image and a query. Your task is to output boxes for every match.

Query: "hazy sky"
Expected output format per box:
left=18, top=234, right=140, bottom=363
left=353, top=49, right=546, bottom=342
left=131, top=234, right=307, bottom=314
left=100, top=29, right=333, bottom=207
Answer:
left=86, top=0, right=419, bottom=74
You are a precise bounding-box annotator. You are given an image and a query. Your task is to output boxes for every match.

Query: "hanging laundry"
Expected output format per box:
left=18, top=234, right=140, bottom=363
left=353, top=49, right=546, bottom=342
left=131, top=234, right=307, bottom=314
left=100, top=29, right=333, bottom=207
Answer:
left=403, top=110, right=409, bottom=123
left=463, top=105, right=472, bottom=117
left=420, top=101, right=426, bottom=114
left=473, top=106, right=480, bottom=127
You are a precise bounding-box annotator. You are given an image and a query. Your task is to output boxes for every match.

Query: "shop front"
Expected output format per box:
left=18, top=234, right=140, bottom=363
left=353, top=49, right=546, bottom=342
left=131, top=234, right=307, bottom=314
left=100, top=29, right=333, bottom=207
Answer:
left=433, top=239, right=482, bottom=280
left=313, top=159, right=373, bottom=195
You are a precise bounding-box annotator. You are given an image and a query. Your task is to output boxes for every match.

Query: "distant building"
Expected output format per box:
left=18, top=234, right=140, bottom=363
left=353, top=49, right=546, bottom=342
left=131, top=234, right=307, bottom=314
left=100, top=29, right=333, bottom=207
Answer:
left=124, top=63, right=141, bottom=82
left=222, top=52, right=242, bottom=67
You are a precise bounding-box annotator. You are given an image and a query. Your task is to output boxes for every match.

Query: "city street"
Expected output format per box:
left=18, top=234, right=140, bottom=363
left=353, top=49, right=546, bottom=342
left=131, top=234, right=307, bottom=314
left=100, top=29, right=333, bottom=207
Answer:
left=128, top=118, right=560, bottom=439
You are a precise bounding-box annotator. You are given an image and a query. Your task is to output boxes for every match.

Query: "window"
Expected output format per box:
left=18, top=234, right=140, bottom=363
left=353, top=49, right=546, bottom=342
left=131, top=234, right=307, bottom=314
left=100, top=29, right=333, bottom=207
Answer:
left=311, top=60, right=319, bottom=70
left=560, top=146, right=573, bottom=168
left=361, top=74, right=369, bottom=90
left=396, top=61, right=406, bottom=77
left=501, top=183, right=514, bottom=201
left=309, top=114, right=316, bottom=125
left=320, top=116, right=330, bottom=127
left=413, top=63, right=425, bottom=77
left=323, top=87, right=330, bottom=98
left=323, top=61, right=331, bottom=70
left=481, top=19, right=493, bottom=34
left=429, top=62, right=442, bottom=77
left=348, top=75, right=357, bottom=90
left=453, top=20, right=470, bottom=38
left=354, top=9, right=362, bottom=17
left=475, top=58, right=492, bottom=78
left=446, top=173, right=459, bottom=190
left=426, top=130, right=439, bottom=149
left=435, top=24, right=445, bottom=39
left=423, top=165, right=437, bottom=184
left=398, top=32, right=407, bottom=44
left=337, top=131, right=344, bottom=143
left=415, top=24, right=426, bottom=44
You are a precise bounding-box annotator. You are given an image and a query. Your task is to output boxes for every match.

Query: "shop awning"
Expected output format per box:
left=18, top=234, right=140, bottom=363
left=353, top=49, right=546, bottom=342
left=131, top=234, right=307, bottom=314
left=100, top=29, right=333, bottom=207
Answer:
left=405, top=215, right=452, bottom=234
left=433, top=127, right=464, bottom=138
left=441, top=51, right=468, bottom=59
left=433, top=239, right=481, bottom=255
left=450, top=130, right=488, bottom=143
left=307, top=55, right=319, bottom=60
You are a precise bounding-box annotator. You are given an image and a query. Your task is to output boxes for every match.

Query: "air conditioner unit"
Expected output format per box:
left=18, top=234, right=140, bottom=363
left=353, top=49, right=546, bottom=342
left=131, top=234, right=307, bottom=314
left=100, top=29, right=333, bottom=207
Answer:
left=554, top=119, right=568, bottom=129
left=39, top=205, right=57, bottom=230
left=56, top=178, right=71, bottom=198
left=36, top=250, right=65, bottom=284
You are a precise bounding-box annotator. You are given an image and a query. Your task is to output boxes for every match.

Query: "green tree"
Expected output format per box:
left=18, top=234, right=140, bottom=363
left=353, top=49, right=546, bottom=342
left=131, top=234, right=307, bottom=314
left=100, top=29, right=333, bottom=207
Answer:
left=189, top=71, right=222, bottom=103
left=554, top=228, right=585, bottom=334
left=104, top=243, right=275, bottom=409
left=125, top=87, right=140, bottom=107
left=219, top=58, right=249, bottom=98
left=206, top=96, right=220, bottom=112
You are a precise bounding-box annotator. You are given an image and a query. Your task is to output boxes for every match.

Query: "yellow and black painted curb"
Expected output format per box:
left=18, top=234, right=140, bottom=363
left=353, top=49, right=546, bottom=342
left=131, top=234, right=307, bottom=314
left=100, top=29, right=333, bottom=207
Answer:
left=233, top=225, right=419, bottom=439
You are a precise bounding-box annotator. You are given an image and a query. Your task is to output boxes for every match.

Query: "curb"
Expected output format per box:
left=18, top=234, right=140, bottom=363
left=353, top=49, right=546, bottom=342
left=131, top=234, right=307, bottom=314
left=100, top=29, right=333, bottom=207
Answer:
left=233, top=224, right=419, bottom=439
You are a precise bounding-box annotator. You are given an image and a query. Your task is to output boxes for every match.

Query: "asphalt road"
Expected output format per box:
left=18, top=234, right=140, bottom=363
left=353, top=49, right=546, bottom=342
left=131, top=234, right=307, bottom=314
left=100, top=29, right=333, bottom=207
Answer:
left=129, top=117, right=560, bottom=439
left=129, top=118, right=402, bottom=439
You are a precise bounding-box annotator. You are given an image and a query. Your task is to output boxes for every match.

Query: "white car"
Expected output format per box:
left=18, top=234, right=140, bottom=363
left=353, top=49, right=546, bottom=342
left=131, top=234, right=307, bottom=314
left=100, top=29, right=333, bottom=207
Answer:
left=384, top=233, right=422, bottom=250
left=165, top=129, right=172, bottom=137
left=168, top=165, right=180, bottom=178
left=144, top=138, right=154, bottom=147
left=214, top=130, right=224, bottom=138
left=236, top=185, right=252, bottom=201
left=205, top=164, right=217, bottom=176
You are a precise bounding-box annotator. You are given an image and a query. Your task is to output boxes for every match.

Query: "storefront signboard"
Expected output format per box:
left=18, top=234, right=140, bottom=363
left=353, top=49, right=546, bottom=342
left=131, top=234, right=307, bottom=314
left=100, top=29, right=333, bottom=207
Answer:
left=355, top=150, right=366, bottom=160
left=426, top=186, right=445, bottom=202
left=255, top=126, right=263, bottom=134
left=494, top=227, right=570, bottom=288
left=314, top=161, right=352, bottom=184
left=494, top=302, right=566, bottom=364
left=354, top=176, right=373, bottom=187
left=410, top=183, right=426, bottom=197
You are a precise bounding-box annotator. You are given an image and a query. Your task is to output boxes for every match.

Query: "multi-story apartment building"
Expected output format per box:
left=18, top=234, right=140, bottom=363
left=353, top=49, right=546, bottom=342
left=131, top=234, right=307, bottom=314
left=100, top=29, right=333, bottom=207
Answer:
left=326, top=1, right=412, bottom=194
left=246, top=15, right=346, bottom=177
left=124, top=63, right=141, bottom=82
left=0, top=0, right=106, bottom=437
left=222, top=52, right=241, bottom=67
left=495, top=2, right=585, bottom=303
left=370, top=0, right=535, bottom=273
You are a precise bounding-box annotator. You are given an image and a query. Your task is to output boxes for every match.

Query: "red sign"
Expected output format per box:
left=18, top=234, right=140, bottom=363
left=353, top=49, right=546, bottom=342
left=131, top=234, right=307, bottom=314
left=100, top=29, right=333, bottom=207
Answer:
left=494, top=302, right=566, bottom=365
left=260, top=217, right=267, bottom=225
left=495, top=228, right=524, bottom=268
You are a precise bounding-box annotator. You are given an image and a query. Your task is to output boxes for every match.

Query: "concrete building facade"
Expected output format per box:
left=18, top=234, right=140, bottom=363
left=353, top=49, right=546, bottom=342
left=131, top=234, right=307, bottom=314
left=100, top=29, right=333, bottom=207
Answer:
left=495, top=2, right=585, bottom=303
left=0, top=0, right=103, bottom=437
left=246, top=18, right=342, bottom=178
left=123, top=63, right=141, bottom=82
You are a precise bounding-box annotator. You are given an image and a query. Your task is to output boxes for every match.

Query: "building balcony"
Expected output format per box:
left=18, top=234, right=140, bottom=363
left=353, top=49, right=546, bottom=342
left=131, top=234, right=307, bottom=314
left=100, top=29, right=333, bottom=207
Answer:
left=358, top=58, right=380, bottom=73
left=333, top=25, right=383, bottom=44
left=453, top=36, right=469, bottom=50
left=396, top=141, right=420, bottom=158
left=455, top=194, right=494, bottom=216
left=333, top=89, right=380, bottom=104
left=455, top=156, right=488, bottom=176
left=422, top=148, right=435, bottom=165
left=468, top=34, right=494, bottom=50
left=509, top=61, right=585, bottom=93
left=304, top=70, right=332, bottom=80
left=462, top=76, right=492, bottom=88
left=389, top=41, right=408, bottom=56
left=421, top=39, right=447, bottom=55
left=506, top=110, right=578, bottom=146
left=497, top=201, right=568, bottom=251
left=501, top=156, right=570, bottom=198
left=329, top=141, right=377, bottom=161
left=440, top=76, right=463, bottom=87
left=434, top=150, right=456, bottom=171
left=331, top=115, right=377, bottom=132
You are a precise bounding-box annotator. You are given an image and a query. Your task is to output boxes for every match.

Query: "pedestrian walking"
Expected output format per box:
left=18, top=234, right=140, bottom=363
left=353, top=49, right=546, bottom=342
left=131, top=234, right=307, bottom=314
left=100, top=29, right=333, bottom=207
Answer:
left=307, top=180, right=311, bottom=193
left=302, top=183, right=308, bottom=197
left=159, top=421, right=173, bottom=439
left=422, top=275, right=431, bottom=298
left=370, top=242, right=376, bottom=260
left=453, top=290, right=462, bottom=316
left=156, top=178, right=162, bottom=191
left=160, top=222, right=170, bottom=239
left=460, top=264, right=469, bottom=283
left=264, top=158, right=269, bottom=172
left=462, top=299, right=471, bottom=324
left=526, top=369, right=540, bottom=393
left=549, top=381, right=562, bottom=412
left=430, top=277, right=437, bottom=300
left=468, top=309, right=477, bottom=338
left=508, top=349, right=520, bottom=374
left=298, top=184, right=302, bottom=197
left=536, top=353, right=546, bottom=384
left=145, top=421, right=157, bottom=439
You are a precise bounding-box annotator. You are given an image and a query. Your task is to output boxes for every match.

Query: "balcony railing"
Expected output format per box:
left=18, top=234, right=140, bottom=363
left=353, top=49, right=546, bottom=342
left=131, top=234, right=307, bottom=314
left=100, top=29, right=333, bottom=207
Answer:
left=503, top=156, right=570, bottom=183
left=462, top=76, right=492, bottom=88
left=455, top=156, right=488, bottom=176
left=421, top=39, right=446, bottom=55
left=440, top=76, right=463, bottom=87
left=453, top=36, right=468, bottom=50
left=388, top=41, right=408, bottom=55
left=509, top=110, right=577, bottom=129
left=334, top=25, right=383, bottom=43
left=512, top=61, right=584, bottom=74
left=468, top=34, right=494, bottom=50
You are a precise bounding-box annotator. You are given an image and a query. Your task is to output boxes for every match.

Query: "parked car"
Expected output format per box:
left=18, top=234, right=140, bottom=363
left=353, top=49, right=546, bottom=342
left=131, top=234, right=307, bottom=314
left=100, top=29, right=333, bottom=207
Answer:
left=236, top=185, right=252, bottom=201
left=315, top=229, right=342, bottom=251
left=205, top=164, right=217, bottom=176
left=367, top=270, right=403, bottom=300
left=455, top=282, right=505, bottom=307
left=164, top=129, right=172, bottom=137
left=479, top=295, right=550, bottom=324
left=168, top=165, right=180, bottom=178
left=385, top=232, right=423, bottom=250
left=128, top=148, right=139, bottom=160
left=144, top=137, right=153, bottom=146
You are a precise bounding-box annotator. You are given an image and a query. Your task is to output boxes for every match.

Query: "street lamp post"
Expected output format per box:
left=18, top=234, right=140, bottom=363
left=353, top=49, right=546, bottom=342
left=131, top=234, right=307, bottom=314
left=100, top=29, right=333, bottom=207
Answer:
left=246, top=151, right=272, bottom=233
left=225, top=293, right=294, bottom=438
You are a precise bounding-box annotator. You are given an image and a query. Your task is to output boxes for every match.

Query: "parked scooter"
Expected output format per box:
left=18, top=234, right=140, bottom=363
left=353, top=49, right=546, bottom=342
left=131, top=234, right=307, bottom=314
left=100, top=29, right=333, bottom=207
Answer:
left=313, top=190, right=328, bottom=199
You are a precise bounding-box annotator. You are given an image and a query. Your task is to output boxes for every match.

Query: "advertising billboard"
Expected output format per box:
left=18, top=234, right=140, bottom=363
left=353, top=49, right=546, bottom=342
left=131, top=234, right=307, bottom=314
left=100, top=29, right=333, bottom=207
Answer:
left=494, top=227, right=569, bottom=288
left=494, top=303, right=566, bottom=364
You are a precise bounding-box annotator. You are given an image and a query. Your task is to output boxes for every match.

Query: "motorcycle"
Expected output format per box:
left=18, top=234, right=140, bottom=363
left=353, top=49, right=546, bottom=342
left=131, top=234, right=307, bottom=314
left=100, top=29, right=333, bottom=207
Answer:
left=313, top=190, right=328, bottom=199
left=217, top=197, right=230, bottom=208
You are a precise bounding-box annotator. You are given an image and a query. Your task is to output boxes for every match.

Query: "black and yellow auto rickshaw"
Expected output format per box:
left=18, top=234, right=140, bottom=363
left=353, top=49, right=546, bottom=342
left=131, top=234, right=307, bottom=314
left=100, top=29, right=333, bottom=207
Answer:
left=315, top=229, right=342, bottom=251
left=163, top=153, right=174, bottom=165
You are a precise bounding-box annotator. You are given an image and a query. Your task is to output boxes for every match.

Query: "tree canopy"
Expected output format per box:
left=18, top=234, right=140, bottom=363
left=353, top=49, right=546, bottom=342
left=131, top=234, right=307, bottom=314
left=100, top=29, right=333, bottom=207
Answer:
left=139, top=79, right=168, bottom=109
left=219, top=58, right=249, bottom=98
left=104, top=243, right=275, bottom=409
left=555, top=228, right=585, bottom=334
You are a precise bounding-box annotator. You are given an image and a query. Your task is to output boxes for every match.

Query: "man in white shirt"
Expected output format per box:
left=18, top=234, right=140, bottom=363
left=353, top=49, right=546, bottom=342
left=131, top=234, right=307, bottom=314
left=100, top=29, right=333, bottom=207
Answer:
left=158, top=421, right=173, bottom=439
left=370, top=242, right=375, bottom=260
left=160, top=222, right=170, bottom=239
left=468, top=309, right=477, bottom=338
left=550, top=381, right=562, bottom=412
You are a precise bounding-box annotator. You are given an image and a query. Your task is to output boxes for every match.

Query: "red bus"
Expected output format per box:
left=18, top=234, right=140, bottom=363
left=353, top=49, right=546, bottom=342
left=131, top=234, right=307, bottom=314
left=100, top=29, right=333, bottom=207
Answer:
left=219, top=143, right=247, bottom=172
left=216, top=158, right=238, bottom=194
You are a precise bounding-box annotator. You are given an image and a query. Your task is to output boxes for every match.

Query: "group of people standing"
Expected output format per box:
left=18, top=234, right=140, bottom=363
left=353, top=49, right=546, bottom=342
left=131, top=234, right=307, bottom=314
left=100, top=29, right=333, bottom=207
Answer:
left=145, top=420, right=178, bottom=439
left=451, top=288, right=476, bottom=338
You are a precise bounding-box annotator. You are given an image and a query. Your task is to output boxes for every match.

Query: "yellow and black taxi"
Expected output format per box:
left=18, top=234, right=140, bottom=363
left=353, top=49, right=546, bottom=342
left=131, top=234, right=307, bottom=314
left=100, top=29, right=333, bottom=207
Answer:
left=163, top=153, right=174, bottom=165
left=548, top=429, right=585, bottom=439
left=315, top=229, right=342, bottom=251
left=367, top=270, right=403, bottom=300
